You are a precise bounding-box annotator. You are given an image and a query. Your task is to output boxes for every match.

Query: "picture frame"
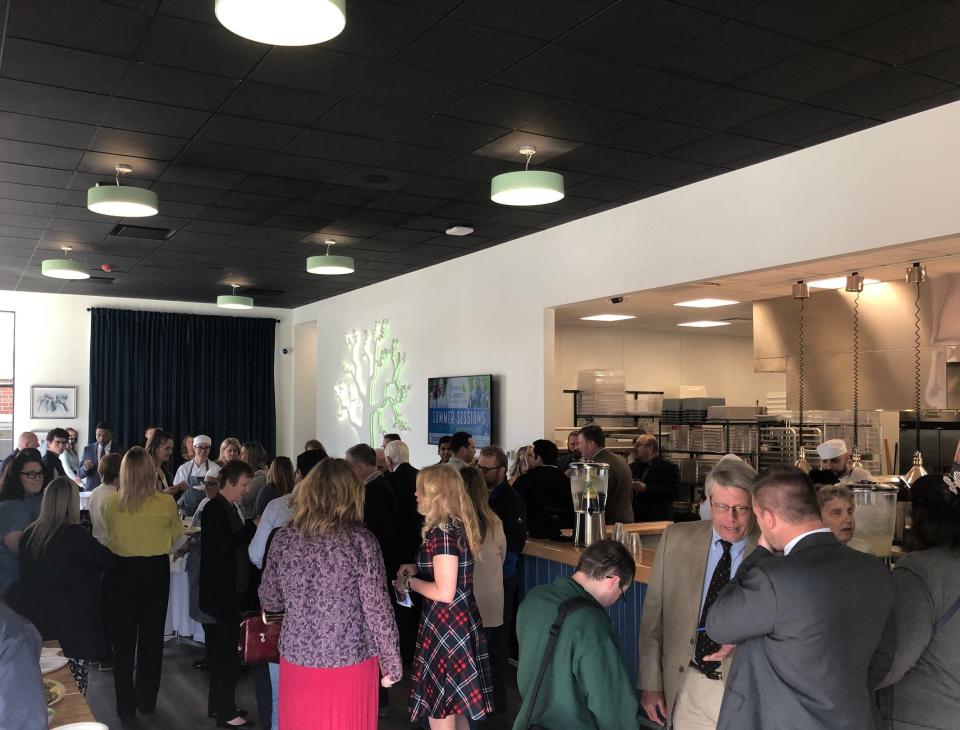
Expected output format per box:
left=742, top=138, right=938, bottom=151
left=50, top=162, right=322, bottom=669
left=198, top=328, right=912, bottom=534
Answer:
left=31, top=386, right=77, bottom=419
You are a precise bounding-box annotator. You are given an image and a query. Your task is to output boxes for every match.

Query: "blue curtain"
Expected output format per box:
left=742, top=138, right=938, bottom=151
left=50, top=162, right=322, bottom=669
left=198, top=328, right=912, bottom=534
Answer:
left=88, top=308, right=277, bottom=455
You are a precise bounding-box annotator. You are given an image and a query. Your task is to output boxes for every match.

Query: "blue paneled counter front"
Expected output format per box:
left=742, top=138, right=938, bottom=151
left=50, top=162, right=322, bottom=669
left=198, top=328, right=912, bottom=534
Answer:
left=519, top=524, right=669, bottom=687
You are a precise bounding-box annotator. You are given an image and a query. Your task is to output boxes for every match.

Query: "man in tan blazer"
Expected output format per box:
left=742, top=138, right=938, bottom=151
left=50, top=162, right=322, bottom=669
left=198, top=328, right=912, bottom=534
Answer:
left=639, top=458, right=759, bottom=729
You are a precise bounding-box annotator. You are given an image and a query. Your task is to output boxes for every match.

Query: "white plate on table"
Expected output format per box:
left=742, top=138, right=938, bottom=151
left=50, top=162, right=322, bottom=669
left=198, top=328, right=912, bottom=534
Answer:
left=40, top=655, right=69, bottom=674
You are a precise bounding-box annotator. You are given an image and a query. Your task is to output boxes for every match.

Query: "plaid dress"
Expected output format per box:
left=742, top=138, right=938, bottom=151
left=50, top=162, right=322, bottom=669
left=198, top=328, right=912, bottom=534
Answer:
left=409, top=522, right=494, bottom=722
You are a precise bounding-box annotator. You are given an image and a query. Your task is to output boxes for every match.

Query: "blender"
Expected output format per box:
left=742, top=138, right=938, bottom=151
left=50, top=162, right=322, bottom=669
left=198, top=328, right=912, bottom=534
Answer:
left=569, top=462, right=609, bottom=547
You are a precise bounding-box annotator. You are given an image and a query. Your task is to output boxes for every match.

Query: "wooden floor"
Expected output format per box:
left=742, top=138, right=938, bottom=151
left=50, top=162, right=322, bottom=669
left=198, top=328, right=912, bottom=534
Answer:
left=85, top=638, right=523, bottom=729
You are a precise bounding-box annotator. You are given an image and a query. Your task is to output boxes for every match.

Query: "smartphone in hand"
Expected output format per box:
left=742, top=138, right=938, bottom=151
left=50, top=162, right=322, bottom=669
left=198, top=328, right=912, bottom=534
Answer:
left=394, top=586, right=413, bottom=608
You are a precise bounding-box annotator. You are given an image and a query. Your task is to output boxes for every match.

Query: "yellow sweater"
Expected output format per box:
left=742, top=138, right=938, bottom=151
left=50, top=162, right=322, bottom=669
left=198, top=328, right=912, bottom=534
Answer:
left=104, top=491, right=184, bottom=557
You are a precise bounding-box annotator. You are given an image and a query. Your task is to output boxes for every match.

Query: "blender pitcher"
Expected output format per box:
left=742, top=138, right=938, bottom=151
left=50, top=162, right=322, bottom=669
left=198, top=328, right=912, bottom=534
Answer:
left=570, top=462, right=610, bottom=547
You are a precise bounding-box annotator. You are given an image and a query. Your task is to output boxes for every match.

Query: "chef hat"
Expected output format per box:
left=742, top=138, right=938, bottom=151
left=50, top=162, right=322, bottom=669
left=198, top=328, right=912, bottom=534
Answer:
left=816, top=439, right=849, bottom=460
left=193, top=434, right=212, bottom=447
left=202, top=463, right=221, bottom=481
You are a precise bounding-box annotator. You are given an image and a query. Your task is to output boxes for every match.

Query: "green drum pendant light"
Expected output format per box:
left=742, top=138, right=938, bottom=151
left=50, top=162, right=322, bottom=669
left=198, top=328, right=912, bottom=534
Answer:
left=215, top=0, right=346, bottom=46
left=87, top=164, right=158, bottom=218
left=307, top=240, right=354, bottom=275
left=490, top=146, right=565, bottom=206
left=217, top=285, right=254, bottom=310
left=41, top=247, right=89, bottom=280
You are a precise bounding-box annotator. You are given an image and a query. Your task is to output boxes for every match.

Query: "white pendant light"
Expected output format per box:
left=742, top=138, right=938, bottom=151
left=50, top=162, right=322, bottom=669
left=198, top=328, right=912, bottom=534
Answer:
left=87, top=164, right=158, bottom=217
left=307, top=240, right=354, bottom=275
left=217, top=284, right=254, bottom=310
left=41, top=247, right=89, bottom=280
left=490, top=145, right=564, bottom=206
left=215, top=0, right=346, bottom=46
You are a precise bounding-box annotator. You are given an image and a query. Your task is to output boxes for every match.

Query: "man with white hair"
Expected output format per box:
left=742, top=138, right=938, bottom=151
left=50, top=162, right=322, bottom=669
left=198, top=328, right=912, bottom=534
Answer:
left=384, top=440, right=421, bottom=669
left=816, top=439, right=874, bottom=483
left=639, top=459, right=760, bottom=729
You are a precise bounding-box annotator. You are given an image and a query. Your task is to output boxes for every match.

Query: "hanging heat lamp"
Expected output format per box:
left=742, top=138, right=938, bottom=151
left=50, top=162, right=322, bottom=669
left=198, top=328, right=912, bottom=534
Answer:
left=845, top=272, right=864, bottom=469
left=793, top=280, right=811, bottom=473
left=903, top=262, right=928, bottom=485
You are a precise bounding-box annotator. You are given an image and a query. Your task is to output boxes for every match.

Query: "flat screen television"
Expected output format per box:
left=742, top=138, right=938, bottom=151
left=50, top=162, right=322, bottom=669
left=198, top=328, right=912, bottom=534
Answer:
left=428, top=374, right=493, bottom=447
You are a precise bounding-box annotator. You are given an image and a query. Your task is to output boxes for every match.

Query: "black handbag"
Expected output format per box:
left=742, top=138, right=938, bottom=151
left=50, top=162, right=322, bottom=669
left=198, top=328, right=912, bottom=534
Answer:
left=518, top=596, right=597, bottom=730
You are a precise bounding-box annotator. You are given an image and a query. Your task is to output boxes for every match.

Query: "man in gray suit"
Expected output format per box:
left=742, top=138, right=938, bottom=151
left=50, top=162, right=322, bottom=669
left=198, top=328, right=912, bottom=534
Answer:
left=639, top=458, right=759, bottom=728
left=706, top=468, right=893, bottom=730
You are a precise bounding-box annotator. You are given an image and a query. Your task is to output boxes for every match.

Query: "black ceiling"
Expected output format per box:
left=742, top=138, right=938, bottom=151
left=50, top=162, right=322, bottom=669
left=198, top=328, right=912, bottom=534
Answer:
left=1, top=0, right=959, bottom=308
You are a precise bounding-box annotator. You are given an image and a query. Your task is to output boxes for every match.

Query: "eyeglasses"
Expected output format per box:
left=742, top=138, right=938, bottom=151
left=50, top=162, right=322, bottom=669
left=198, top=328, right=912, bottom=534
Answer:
left=606, top=576, right=628, bottom=603
left=20, top=470, right=44, bottom=479
left=195, top=445, right=211, bottom=452
left=478, top=465, right=501, bottom=473
left=710, top=501, right=751, bottom=518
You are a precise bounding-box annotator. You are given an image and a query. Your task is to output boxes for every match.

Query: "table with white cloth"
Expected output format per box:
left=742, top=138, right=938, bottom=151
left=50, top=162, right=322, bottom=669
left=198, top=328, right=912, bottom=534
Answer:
left=164, top=540, right=206, bottom=643
left=78, top=489, right=92, bottom=512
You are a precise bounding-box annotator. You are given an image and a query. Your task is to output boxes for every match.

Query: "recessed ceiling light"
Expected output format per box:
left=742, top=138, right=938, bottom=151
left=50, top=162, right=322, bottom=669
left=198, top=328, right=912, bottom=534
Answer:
left=580, top=314, right=637, bottom=322
left=491, top=145, right=564, bottom=206
left=215, top=0, right=346, bottom=46
left=445, top=225, right=474, bottom=236
left=678, top=320, right=731, bottom=328
left=217, top=284, right=253, bottom=310
left=808, top=277, right=880, bottom=289
left=674, top=298, right=740, bottom=308
left=87, top=164, right=158, bottom=217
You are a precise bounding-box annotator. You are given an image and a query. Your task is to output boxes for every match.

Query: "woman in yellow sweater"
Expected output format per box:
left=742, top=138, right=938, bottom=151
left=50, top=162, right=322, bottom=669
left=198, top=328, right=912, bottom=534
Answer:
left=103, top=446, right=183, bottom=719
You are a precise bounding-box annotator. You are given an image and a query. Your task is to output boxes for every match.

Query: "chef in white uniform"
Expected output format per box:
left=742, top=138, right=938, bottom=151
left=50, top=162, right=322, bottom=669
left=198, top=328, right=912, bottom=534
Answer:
left=816, top=438, right=874, bottom=483
left=175, top=435, right=218, bottom=514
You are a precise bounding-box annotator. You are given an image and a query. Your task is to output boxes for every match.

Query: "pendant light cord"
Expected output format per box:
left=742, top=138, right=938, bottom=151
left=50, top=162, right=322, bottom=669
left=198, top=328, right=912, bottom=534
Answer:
left=914, top=280, right=922, bottom=445
left=852, top=290, right=860, bottom=450
left=798, top=297, right=805, bottom=458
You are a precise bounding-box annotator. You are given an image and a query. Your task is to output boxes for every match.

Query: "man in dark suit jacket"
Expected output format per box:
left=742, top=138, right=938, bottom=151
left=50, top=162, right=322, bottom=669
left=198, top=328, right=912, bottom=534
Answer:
left=577, top=425, right=634, bottom=523
left=41, top=429, right=69, bottom=486
left=706, top=468, right=893, bottom=730
left=514, top=439, right=574, bottom=539
left=199, top=460, right=256, bottom=727
left=345, top=444, right=399, bottom=583
left=630, top=434, right=680, bottom=521
left=77, top=422, right=123, bottom=491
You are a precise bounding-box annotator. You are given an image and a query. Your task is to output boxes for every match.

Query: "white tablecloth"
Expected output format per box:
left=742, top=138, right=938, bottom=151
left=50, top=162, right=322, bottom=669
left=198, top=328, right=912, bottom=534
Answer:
left=79, top=490, right=92, bottom=512
left=164, top=557, right=205, bottom=643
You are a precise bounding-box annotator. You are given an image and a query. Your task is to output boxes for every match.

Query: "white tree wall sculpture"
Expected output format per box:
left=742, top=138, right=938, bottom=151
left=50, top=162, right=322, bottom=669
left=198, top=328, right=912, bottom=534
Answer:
left=334, top=319, right=411, bottom=445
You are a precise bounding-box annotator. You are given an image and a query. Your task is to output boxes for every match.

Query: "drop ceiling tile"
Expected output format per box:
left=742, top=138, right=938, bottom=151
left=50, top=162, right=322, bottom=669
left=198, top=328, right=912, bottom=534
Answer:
left=178, top=141, right=271, bottom=172
left=730, top=104, right=860, bottom=144
left=740, top=0, right=918, bottom=43
left=399, top=116, right=509, bottom=154
left=397, top=18, right=543, bottom=80
left=445, top=83, right=561, bottom=128
left=548, top=144, right=646, bottom=175
left=433, top=153, right=525, bottom=183
left=151, top=181, right=227, bottom=206
left=338, top=208, right=414, bottom=227
left=829, top=2, right=960, bottom=65
left=118, top=62, right=239, bottom=111
left=214, top=192, right=293, bottom=214
left=0, top=112, right=95, bottom=149
left=309, top=184, right=388, bottom=207
left=313, top=100, right=431, bottom=142
left=372, top=228, right=437, bottom=245
left=599, top=118, right=710, bottom=156
left=472, top=131, right=580, bottom=164
left=258, top=154, right=353, bottom=183
left=78, top=151, right=165, bottom=179
left=874, top=88, right=960, bottom=122
left=659, top=87, right=792, bottom=131
left=666, top=133, right=780, bottom=166
left=349, top=65, right=478, bottom=113
left=427, top=200, right=500, bottom=222
left=320, top=220, right=389, bottom=238
left=0, top=161, right=73, bottom=188
left=613, top=156, right=713, bottom=185
left=103, top=98, right=211, bottom=138
left=137, top=14, right=265, bottom=78
left=90, top=128, right=187, bottom=161
left=0, top=79, right=110, bottom=125
left=811, top=68, right=953, bottom=117
left=793, top=119, right=880, bottom=147
left=322, top=0, right=439, bottom=59
left=198, top=115, right=301, bottom=152
left=584, top=67, right=716, bottom=116
left=520, top=103, right=639, bottom=144
left=736, top=47, right=885, bottom=101
left=451, top=0, right=613, bottom=41
left=908, top=44, right=960, bottom=84
left=399, top=175, right=479, bottom=200
left=0, top=181, right=63, bottom=204
left=8, top=0, right=152, bottom=56
left=252, top=47, right=383, bottom=96
left=326, top=166, right=416, bottom=192
left=486, top=208, right=562, bottom=228
left=234, top=175, right=319, bottom=199
left=0, top=198, right=55, bottom=218
left=368, top=193, right=447, bottom=215
left=0, top=38, right=126, bottom=95
left=198, top=207, right=270, bottom=226
left=671, top=0, right=766, bottom=15
left=158, top=164, right=247, bottom=189
left=494, top=44, right=633, bottom=99
left=220, top=82, right=338, bottom=126
left=559, top=0, right=723, bottom=64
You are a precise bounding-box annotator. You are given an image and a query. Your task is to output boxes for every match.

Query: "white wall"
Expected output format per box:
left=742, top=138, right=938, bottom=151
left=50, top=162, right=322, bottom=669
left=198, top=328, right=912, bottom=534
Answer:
left=0, top=290, right=293, bottom=455
left=554, top=326, right=786, bottom=424
left=294, top=101, right=960, bottom=468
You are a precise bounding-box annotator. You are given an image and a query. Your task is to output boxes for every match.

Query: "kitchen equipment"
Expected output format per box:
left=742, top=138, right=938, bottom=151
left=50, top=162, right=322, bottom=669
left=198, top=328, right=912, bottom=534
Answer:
left=851, top=484, right=898, bottom=556
left=570, top=462, right=609, bottom=547
left=582, top=512, right=605, bottom=547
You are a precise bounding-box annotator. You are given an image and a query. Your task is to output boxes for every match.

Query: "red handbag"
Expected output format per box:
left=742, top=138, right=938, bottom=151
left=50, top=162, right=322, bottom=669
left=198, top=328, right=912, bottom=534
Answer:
left=237, top=610, right=283, bottom=665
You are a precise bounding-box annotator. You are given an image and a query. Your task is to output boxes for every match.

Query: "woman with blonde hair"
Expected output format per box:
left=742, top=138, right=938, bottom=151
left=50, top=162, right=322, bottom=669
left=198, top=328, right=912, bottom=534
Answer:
left=103, top=446, right=183, bottom=718
left=397, top=464, right=494, bottom=729
left=508, top=445, right=534, bottom=486
left=259, top=458, right=401, bottom=730
left=13, top=477, right=113, bottom=694
left=217, top=437, right=242, bottom=467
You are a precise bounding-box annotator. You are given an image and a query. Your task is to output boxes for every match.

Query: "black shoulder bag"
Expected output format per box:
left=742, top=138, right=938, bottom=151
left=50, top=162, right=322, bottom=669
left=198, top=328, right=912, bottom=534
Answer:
left=518, top=595, right=598, bottom=730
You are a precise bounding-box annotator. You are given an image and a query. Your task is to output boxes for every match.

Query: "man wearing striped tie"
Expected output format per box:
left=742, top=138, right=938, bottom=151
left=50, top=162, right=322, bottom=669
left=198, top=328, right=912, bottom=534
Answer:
left=638, top=459, right=759, bottom=729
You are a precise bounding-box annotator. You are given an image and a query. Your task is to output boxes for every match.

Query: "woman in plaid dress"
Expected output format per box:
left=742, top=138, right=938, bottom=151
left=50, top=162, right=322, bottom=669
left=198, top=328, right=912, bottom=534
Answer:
left=396, top=464, right=494, bottom=728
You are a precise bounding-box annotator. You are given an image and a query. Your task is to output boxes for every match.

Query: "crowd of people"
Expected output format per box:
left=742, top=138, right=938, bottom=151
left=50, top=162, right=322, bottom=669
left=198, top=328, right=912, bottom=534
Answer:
left=0, top=421, right=956, bottom=730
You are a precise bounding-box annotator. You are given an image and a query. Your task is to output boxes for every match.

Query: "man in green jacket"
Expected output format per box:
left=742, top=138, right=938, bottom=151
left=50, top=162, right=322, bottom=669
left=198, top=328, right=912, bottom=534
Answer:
left=513, top=539, right=641, bottom=730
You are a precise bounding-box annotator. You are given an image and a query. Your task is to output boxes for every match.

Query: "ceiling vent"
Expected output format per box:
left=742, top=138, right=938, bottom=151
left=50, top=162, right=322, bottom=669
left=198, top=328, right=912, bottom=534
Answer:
left=108, top=223, right=173, bottom=240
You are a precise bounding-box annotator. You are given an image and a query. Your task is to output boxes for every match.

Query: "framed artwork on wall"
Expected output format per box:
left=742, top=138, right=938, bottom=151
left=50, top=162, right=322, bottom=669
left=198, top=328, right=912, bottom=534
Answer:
left=31, top=386, right=77, bottom=419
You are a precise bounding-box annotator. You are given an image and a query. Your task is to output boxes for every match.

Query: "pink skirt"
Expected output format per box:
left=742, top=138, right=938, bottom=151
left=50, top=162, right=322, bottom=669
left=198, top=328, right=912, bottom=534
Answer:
left=279, top=656, right=379, bottom=730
